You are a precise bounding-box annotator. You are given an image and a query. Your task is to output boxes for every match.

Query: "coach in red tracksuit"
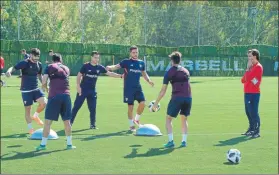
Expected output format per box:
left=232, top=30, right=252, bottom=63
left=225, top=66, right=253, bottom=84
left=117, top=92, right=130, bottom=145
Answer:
left=241, top=49, right=263, bottom=138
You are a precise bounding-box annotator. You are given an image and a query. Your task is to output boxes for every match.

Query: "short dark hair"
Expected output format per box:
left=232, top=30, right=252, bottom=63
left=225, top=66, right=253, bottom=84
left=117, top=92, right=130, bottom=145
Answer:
left=52, top=53, right=62, bottom=62
left=30, top=48, right=40, bottom=56
left=169, top=51, right=182, bottom=64
left=21, top=49, right=26, bottom=52
left=49, top=50, right=53, bottom=53
left=130, top=45, right=138, bottom=52
left=91, top=51, right=99, bottom=56
left=248, top=49, right=260, bottom=61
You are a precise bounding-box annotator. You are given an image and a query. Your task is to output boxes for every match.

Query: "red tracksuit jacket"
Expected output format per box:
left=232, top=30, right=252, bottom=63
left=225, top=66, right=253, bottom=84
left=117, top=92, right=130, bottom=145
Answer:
left=241, top=62, right=263, bottom=93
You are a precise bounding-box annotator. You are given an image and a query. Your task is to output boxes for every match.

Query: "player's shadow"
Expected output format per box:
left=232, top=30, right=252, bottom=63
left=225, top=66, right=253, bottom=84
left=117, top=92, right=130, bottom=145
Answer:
left=81, top=130, right=131, bottom=141
left=0, top=133, right=28, bottom=139
left=7, top=145, right=23, bottom=148
left=56, top=128, right=93, bottom=136
left=1, top=149, right=66, bottom=161
left=214, top=136, right=251, bottom=146
left=124, top=147, right=175, bottom=158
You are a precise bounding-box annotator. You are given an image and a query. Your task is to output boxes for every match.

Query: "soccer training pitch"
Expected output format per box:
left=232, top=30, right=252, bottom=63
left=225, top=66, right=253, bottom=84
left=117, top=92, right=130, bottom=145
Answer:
left=1, top=76, right=278, bottom=174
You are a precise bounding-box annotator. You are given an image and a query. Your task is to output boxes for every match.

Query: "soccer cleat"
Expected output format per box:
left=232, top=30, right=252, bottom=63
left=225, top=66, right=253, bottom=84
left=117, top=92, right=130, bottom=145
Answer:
left=36, top=145, right=46, bottom=151
left=129, top=126, right=136, bottom=132
left=164, top=140, right=175, bottom=148
left=66, top=145, right=76, bottom=150
left=133, top=120, right=140, bottom=126
left=90, top=125, right=98, bottom=130
left=241, top=128, right=252, bottom=136
left=29, top=128, right=35, bottom=134
left=180, top=141, right=187, bottom=147
left=32, top=116, right=44, bottom=126
left=250, top=133, right=260, bottom=138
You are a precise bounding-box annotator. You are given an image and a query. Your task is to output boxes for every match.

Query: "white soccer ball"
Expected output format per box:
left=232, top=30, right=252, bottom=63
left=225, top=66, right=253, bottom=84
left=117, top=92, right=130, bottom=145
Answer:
left=148, top=100, right=160, bottom=112
left=227, top=149, right=241, bottom=164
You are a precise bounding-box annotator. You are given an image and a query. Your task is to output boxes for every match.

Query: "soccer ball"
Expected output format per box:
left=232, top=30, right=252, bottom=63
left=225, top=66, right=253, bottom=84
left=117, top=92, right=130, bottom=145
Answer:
left=227, top=149, right=241, bottom=164
left=148, top=100, right=160, bottom=112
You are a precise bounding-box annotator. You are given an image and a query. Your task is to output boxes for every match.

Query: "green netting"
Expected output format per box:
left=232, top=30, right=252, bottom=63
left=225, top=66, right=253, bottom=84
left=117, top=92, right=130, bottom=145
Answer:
left=1, top=39, right=277, bottom=76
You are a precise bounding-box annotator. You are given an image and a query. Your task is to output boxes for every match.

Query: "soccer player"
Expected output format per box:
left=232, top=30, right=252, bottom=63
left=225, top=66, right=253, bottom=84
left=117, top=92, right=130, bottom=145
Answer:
left=241, top=49, right=263, bottom=138
left=36, top=53, right=75, bottom=150
left=6, top=48, right=46, bottom=134
left=106, top=46, right=154, bottom=131
left=45, top=50, right=54, bottom=64
left=19, top=49, right=30, bottom=77
left=152, top=51, right=192, bottom=148
left=71, top=51, right=123, bottom=129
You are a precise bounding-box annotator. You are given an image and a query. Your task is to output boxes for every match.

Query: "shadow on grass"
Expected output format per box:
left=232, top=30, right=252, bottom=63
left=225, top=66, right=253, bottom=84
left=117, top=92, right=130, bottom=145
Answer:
left=81, top=130, right=131, bottom=141
left=1, top=133, right=28, bottom=139
left=223, top=162, right=239, bottom=166
left=124, top=147, right=175, bottom=158
left=1, top=149, right=66, bottom=161
left=7, top=145, right=23, bottom=148
left=214, top=136, right=251, bottom=146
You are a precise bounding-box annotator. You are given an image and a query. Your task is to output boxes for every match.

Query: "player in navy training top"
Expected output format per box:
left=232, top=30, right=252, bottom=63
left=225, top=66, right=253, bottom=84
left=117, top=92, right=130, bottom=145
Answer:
left=71, top=51, right=123, bottom=129
left=36, top=53, right=76, bottom=151
left=6, top=48, right=46, bottom=134
left=106, top=45, right=154, bottom=132
left=152, top=51, right=192, bottom=148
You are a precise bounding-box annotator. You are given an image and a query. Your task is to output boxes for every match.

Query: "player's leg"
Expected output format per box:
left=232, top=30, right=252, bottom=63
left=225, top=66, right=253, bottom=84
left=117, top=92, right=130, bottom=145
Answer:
left=164, top=98, right=180, bottom=148
left=134, top=91, right=145, bottom=125
left=61, top=94, right=76, bottom=149
left=86, top=92, right=97, bottom=129
left=32, top=90, right=46, bottom=126
left=242, top=93, right=253, bottom=136
left=36, top=96, right=60, bottom=151
left=70, top=93, right=86, bottom=125
left=124, top=91, right=136, bottom=131
left=250, top=93, right=261, bottom=138
left=128, top=104, right=136, bottom=131
left=179, top=97, right=192, bottom=147
left=22, top=92, right=34, bottom=134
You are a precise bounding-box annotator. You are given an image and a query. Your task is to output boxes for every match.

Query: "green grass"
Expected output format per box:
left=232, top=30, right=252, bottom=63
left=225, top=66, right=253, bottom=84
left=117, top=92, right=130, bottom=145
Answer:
left=1, top=76, right=278, bottom=174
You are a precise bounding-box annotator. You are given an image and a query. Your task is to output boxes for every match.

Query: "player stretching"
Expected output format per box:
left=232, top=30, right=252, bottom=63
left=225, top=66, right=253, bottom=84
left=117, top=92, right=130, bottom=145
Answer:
left=36, top=53, right=75, bottom=150
left=106, top=45, right=154, bottom=131
left=152, top=51, right=192, bottom=148
left=71, top=51, right=123, bottom=129
left=6, top=48, right=45, bottom=134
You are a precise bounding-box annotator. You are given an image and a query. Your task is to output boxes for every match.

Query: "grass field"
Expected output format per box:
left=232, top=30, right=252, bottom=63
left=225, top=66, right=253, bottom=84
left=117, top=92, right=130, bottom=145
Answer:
left=1, top=76, right=278, bottom=174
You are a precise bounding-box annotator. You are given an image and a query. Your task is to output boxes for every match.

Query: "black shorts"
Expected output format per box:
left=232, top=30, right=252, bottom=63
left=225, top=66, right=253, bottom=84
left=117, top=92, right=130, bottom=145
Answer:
left=167, top=97, right=192, bottom=118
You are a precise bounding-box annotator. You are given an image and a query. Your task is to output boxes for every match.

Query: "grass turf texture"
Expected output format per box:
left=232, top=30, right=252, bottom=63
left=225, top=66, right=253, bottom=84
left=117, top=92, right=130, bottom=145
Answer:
left=1, top=76, right=278, bottom=174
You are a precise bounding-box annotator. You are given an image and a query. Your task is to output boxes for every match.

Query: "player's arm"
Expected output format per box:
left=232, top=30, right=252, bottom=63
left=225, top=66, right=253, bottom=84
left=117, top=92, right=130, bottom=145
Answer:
left=6, top=61, right=27, bottom=77
left=141, top=71, right=154, bottom=87
left=153, top=72, right=169, bottom=110
left=106, top=64, right=121, bottom=71
left=42, top=74, right=49, bottom=93
left=37, top=63, right=43, bottom=84
left=106, top=71, right=123, bottom=78
left=76, top=72, right=83, bottom=96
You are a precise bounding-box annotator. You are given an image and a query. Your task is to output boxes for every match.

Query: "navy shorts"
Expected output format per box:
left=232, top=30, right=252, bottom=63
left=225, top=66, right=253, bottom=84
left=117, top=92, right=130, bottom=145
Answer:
left=45, top=94, right=72, bottom=121
left=167, top=97, right=192, bottom=118
left=124, top=90, right=145, bottom=105
left=21, top=89, right=44, bottom=106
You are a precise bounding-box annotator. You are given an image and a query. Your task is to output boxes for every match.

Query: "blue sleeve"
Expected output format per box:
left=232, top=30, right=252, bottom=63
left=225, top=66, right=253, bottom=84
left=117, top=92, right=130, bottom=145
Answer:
left=163, top=71, right=169, bottom=85
left=14, top=61, right=28, bottom=70
left=119, top=60, right=126, bottom=68
left=142, top=61, right=145, bottom=71
left=24, top=54, right=29, bottom=60
left=100, top=65, right=108, bottom=74
left=44, top=66, right=49, bottom=75
left=80, top=64, right=86, bottom=74
left=38, top=63, right=42, bottom=74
